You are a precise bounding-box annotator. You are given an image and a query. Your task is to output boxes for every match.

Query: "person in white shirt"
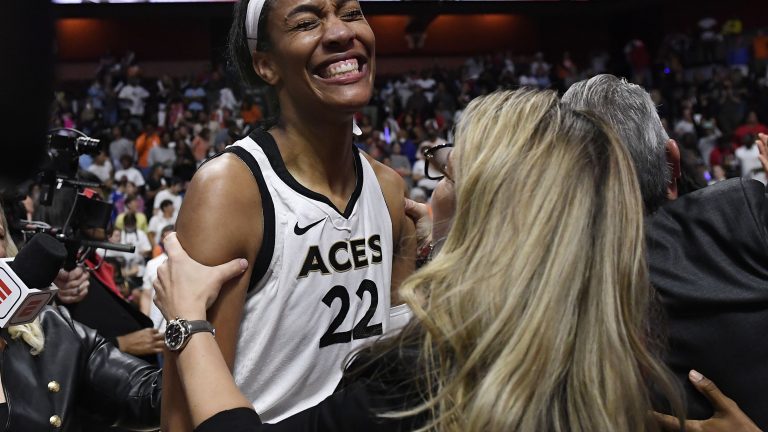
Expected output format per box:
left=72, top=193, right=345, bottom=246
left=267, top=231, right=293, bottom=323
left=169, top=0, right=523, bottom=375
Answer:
left=735, top=138, right=767, bottom=184
left=119, top=213, right=152, bottom=277
left=141, top=224, right=175, bottom=332
left=117, top=78, right=150, bottom=117
left=114, top=154, right=146, bottom=188
left=147, top=200, right=176, bottom=246
left=152, top=178, right=183, bottom=217
left=87, top=151, right=113, bottom=184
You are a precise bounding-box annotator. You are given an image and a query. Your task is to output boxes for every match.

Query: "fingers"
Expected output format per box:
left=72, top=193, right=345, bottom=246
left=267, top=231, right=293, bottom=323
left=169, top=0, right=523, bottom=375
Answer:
left=151, top=340, right=165, bottom=353
left=404, top=198, right=429, bottom=222
left=214, top=258, right=249, bottom=284
left=152, top=279, right=169, bottom=320
left=652, top=412, right=684, bottom=431
left=689, top=370, right=734, bottom=412
left=162, top=232, right=183, bottom=259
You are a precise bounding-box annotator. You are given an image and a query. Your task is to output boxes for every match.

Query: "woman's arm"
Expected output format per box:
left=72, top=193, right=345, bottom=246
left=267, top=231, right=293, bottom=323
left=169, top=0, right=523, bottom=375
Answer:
left=162, top=154, right=264, bottom=431
left=177, top=332, right=253, bottom=427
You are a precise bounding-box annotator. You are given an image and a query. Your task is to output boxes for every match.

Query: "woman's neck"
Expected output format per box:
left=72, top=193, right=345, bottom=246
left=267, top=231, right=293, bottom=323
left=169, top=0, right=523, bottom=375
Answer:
left=270, top=109, right=357, bottom=205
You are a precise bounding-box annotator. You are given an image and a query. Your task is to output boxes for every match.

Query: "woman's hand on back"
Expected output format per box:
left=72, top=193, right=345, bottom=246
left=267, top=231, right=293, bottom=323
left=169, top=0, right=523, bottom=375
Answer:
left=655, top=370, right=762, bottom=432
left=153, top=233, right=248, bottom=321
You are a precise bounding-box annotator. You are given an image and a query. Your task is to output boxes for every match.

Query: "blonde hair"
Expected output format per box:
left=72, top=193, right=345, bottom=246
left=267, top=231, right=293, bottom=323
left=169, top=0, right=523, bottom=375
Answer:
left=397, top=89, right=683, bottom=431
left=0, top=208, right=45, bottom=355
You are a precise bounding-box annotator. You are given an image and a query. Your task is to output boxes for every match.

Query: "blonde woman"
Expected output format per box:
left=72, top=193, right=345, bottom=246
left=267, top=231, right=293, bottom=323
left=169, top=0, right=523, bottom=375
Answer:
left=0, top=207, right=162, bottom=432
left=153, top=89, right=755, bottom=431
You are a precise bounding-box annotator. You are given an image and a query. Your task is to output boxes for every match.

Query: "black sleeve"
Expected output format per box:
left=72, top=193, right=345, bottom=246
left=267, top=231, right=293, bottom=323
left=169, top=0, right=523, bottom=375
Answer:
left=66, top=308, right=162, bottom=430
left=194, top=380, right=408, bottom=432
left=195, top=408, right=262, bottom=432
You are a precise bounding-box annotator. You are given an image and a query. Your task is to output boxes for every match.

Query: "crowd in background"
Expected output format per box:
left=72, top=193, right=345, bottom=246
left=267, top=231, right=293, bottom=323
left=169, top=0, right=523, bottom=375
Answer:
left=29, top=16, right=767, bottom=300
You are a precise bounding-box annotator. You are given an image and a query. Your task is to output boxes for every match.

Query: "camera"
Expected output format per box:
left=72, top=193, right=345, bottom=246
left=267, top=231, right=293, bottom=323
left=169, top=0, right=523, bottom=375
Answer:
left=12, top=128, right=135, bottom=270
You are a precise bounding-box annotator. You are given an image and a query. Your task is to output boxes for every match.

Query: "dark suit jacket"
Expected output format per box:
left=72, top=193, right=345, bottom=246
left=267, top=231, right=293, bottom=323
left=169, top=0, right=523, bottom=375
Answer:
left=647, top=178, right=768, bottom=427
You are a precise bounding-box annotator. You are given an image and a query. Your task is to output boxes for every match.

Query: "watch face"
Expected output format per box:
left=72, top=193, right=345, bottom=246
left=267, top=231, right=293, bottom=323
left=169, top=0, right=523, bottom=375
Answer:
left=165, top=321, right=185, bottom=350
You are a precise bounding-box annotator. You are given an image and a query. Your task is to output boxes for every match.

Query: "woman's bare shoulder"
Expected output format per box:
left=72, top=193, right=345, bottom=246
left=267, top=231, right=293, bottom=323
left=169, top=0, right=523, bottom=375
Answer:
left=176, top=154, right=264, bottom=265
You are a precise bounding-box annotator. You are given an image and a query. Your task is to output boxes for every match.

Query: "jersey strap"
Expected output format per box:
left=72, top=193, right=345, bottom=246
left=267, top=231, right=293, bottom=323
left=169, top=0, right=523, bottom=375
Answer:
left=214, top=145, right=276, bottom=293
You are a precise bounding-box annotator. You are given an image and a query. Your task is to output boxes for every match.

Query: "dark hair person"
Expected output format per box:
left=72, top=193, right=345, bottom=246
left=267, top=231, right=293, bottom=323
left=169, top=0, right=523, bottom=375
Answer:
left=160, top=0, right=415, bottom=429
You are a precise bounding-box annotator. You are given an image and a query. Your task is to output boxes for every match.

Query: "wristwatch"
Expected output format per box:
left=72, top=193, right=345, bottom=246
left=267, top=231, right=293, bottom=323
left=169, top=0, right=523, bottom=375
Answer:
left=164, top=318, right=215, bottom=352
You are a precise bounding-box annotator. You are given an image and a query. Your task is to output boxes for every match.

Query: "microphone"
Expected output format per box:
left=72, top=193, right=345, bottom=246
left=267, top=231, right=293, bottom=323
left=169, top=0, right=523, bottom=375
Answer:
left=0, top=234, right=67, bottom=327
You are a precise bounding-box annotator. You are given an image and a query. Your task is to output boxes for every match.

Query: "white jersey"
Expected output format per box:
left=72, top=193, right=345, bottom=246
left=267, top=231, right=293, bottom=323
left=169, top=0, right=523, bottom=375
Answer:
left=225, top=130, right=393, bottom=423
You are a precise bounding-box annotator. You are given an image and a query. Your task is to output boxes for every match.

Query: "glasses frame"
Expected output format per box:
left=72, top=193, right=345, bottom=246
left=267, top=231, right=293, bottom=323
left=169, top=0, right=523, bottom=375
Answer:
left=424, top=143, right=454, bottom=181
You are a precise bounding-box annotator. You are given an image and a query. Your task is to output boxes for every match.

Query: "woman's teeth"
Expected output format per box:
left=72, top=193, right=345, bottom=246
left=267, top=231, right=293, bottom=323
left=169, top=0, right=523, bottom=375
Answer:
left=323, top=59, right=359, bottom=79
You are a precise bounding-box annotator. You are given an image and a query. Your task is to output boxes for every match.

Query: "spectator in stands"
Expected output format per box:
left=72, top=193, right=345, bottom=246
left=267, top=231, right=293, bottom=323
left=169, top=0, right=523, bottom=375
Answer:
left=173, top=138, right=197, bottom=182
left=117, top=213, right=153, bottom=277
left=152, top=177, right=183, bottom=218
left=115, top=194, right=149, bottom=233
left=395, top=128, right=418, bottom=164
left=674, top=107, right=697, bottom=138
left=184, top=79, right=207, bottom=112
left=709, top=135, right=736, bottom=173
left=113, top=181, right=145, bottom=216
left=109, top=125, right=135, bottom=168
left=144, top=164, right=167, bottom=211
left=115, top=154, right=146, bottom=188
left=148, top=199, right=176, bottom=247
left=698, top=118, right=722, bottom=168
left=192, top=127, right=211, bottom=163
left=733, top=110, right=768, bottom=148
left=717, top=80, right=746, bottom=135
left=117, top=75, right=150, bottom=120
left=564, top=74, right=768, bottom=428
left=142, top=224, right=175, bottom=331
left=240, top=95, right=263, bottom=125
left=734, top=133, right=766, bottom=183
left=148, top=130, right=177, bottom=176
left=387, top=142, right=413, bottom=189
left=135, top=122, right=161, bottom=173
left=87, top=150, right=113, bottom=185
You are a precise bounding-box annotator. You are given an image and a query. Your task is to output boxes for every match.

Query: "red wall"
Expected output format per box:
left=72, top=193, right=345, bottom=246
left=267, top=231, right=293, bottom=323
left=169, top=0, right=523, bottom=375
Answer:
left=368, top=14, right=537, bottom=56
left=56, top=18, right=212, bottom=61
left=56, top=14, right=536, bottom=62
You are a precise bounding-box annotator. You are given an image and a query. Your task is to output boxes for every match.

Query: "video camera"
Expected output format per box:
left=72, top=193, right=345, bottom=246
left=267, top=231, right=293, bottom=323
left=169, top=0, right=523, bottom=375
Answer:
left=16, top=128, right=135, bottom=270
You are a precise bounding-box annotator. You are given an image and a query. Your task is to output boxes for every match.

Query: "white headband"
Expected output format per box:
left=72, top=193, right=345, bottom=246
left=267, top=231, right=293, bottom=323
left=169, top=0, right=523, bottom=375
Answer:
left=245, top=0, right=267, bottom=52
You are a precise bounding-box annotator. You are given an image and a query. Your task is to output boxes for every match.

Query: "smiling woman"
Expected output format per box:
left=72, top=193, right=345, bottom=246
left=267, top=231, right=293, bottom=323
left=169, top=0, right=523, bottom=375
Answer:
left=160, top=0, right=415, bottom=430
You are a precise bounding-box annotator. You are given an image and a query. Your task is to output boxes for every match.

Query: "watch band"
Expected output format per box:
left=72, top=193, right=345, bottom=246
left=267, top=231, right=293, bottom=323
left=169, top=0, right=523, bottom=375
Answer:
left=186, top=320, right=216, bottom=338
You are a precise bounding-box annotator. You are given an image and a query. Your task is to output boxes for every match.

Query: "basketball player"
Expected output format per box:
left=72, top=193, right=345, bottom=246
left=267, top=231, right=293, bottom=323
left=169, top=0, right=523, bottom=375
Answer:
left=160, top=0, right=415, bottom=429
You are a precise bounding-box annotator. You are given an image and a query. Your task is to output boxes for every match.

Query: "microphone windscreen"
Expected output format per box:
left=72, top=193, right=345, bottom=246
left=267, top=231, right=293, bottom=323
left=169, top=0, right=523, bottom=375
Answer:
left=10, top=234, right=67, bottom=289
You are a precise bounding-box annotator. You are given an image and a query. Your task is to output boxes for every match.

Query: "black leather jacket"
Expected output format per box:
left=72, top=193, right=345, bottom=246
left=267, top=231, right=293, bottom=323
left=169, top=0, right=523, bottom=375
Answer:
left=0, top=306, right=161, bottom=432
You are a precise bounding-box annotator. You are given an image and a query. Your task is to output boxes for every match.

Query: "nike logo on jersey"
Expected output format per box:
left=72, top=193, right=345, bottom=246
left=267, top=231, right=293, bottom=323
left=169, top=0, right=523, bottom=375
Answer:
left=294, top=219, right=324, bottom=235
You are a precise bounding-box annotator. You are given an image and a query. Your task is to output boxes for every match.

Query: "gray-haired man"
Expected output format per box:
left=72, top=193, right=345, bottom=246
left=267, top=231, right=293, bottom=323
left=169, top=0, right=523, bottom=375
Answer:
left=564, top=74, right=768, bottom=428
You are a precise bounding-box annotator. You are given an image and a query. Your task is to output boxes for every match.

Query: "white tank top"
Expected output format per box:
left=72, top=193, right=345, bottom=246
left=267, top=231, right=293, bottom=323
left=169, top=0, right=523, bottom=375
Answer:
left=224, top=130, right=393, bottom=423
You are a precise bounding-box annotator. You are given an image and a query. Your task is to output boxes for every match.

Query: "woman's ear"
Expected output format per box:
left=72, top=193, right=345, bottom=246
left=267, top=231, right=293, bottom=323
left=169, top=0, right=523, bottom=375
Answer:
left=252, top=52, right=280, bottom=86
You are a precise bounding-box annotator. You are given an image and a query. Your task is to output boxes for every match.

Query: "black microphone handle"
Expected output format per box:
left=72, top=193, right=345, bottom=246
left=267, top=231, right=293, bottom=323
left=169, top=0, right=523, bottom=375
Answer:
left=80, top=240, right=136, bottom=254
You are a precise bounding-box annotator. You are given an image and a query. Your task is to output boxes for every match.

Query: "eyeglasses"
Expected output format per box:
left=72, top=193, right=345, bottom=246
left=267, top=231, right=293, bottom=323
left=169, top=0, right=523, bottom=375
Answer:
left=424, top=143, right=453, bottom=181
